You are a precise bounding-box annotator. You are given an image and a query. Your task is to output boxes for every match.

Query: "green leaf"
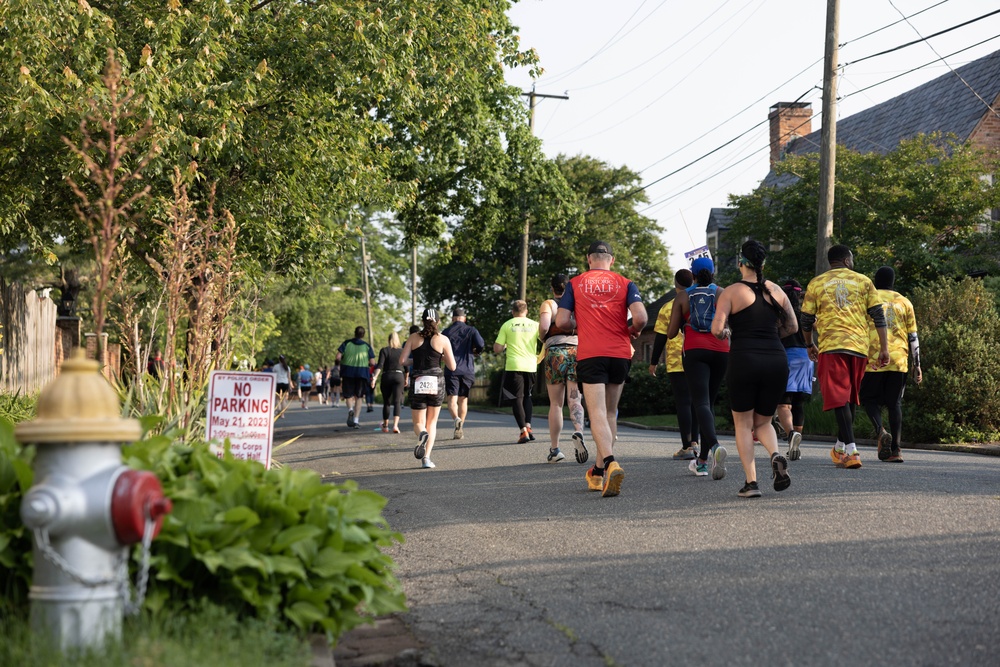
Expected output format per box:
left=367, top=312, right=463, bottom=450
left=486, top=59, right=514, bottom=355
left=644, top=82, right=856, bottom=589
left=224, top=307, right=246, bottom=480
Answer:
left=270, top=524, right=323, bottom=554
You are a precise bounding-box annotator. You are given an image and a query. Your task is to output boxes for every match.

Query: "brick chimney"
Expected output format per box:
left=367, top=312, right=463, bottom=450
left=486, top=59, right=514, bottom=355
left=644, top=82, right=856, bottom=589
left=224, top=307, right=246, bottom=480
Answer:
left=768, top=102, right=812, bottom=168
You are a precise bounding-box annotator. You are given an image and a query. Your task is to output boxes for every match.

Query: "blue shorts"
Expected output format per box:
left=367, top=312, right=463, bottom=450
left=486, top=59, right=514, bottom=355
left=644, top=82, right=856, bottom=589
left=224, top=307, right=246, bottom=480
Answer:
left=445, top=374, right=475, bottom=397
left=785, top=347, right=815, bottom=394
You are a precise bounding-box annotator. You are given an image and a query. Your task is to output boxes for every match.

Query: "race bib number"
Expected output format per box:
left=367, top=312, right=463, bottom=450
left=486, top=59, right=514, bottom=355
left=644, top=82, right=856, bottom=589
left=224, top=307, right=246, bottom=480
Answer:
left=414, top=375, right=439, bottom=395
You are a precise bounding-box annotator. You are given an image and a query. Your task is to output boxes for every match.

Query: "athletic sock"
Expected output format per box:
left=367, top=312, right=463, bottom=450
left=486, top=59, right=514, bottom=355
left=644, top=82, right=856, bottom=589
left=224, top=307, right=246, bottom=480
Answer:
left=603, top=455, right=615, bottom=467
left=835, top=440, right=846, bottom=453
left=846, top=443, right=858, bottom=455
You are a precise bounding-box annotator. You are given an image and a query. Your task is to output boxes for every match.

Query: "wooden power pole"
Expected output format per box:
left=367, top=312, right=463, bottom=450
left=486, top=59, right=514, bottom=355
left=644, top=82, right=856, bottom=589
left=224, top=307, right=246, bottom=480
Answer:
left=816, top=0, right=840, bottom=275
left=518, top=87, right=568, bottom=301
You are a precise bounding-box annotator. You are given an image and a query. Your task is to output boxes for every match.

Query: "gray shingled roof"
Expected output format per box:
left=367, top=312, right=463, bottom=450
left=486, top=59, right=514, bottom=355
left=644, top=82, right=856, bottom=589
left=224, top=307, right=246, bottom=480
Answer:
left=787, top=48, right=1000, bottom=157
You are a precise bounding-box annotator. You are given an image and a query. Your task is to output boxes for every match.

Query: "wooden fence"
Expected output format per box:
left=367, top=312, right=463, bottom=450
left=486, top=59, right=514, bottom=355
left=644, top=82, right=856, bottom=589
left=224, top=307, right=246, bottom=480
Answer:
left=0, top=280, right=59, bottom=394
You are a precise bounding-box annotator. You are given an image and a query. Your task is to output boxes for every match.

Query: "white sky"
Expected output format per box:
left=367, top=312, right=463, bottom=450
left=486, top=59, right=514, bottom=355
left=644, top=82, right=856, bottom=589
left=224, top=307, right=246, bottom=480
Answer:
left=504, top=0, right=1000, bottom=271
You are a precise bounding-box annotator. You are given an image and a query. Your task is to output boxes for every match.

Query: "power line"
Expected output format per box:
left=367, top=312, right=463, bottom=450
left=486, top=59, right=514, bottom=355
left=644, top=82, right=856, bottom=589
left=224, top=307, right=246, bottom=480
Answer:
left=839, top=0, right=950, bottom=48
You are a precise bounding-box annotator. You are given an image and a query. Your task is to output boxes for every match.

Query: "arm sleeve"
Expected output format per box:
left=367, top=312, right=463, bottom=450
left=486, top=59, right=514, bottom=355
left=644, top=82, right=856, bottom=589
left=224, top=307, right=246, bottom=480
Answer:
left=626, top=281, right=642, bottom=305
left=649, top=333, right=668, bottom=366
left=908, top=332, right=921, bottom=369
left=367, top=344, right=376, bottom=361
left=867, top=304, right=887, bottom=329
left=375, top=348, right=387, bottom=371
left=557, top=283, right=575, bottom=311
left=800, top=312, right=817, bottom=333
left=473, top=328, right=485, bottom=354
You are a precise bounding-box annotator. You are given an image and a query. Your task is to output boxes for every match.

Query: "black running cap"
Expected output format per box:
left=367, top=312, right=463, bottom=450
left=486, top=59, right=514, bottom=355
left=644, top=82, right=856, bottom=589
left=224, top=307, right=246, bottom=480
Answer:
left=588, top=240, right=613, bottom=255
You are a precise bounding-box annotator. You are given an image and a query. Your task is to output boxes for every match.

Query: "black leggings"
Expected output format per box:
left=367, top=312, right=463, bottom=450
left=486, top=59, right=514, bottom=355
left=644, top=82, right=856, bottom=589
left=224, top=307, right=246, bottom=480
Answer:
left=505, top=371, right=535, bottom=430
left=668, top=372, right=700, bottom=448
left=683, top=349, right=728, bottom=461
left=380, top=373, right=405, bottom=420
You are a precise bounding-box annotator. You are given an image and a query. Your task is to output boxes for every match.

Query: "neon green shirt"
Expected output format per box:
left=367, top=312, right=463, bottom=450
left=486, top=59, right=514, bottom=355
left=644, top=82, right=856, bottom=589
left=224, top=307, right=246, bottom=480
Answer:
left=496, top=317, right=539, bottom=372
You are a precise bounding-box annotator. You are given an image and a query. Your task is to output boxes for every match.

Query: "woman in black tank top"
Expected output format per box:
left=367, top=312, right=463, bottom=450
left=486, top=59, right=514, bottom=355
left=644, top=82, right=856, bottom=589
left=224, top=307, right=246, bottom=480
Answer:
left=399, top=308, right=457, bottom=469
left=711, top=240, right=798, bottom=498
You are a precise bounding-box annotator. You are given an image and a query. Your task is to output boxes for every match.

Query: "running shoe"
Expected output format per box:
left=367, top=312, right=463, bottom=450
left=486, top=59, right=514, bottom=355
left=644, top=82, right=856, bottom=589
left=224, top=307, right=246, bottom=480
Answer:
left=392, top=426, right=400, bottom=434
left=844, top=451, right=862, bottom=469
left=454, top=418, right=464, bottom=440
left=772, top=414, right=787, bottom=441
left=414, top=431, right=428, bottom=459
left=887, top=449, right=904, bottom=462
left=572, top=431, right=589, bottom=464
left=586, top=466, right=604, bottom=491
left=672, top=446, right=698, bottom=460
left=787, top=431, right=802, bottom=461
left=347, top=409, right=355, bottom=428
left=527, top=426, right=536, bottom=441
left=877, top=429, right=892, bottom=461
left=517, top=433, right=531, bottom=445
left=602, top=461, right=625, bottom=497
left=421, top=457, right=435, bottom=469
left=689, top=458, right=709, bottom=476
left=710, top=444, right=727, bottom=480
left=547, top=448, right=565, bottom=463
left=771, top=453, right=791, bottom=491
left=738, top=481, right=762, bottom=498
left=830, top=447, right=847, bottom=468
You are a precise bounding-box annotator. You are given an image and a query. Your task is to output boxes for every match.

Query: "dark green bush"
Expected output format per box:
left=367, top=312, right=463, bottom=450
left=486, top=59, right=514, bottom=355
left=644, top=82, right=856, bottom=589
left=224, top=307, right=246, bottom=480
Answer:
left=618, top=364, right=674, bottom=417
left=906, top=277, right=1000, bottom=443
left=0, top=418, right=33, bottom=613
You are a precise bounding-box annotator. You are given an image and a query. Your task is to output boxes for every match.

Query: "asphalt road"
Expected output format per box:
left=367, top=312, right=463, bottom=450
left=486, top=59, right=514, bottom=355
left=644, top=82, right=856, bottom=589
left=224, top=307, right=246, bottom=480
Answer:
left=275, top=403, right=1000, bottom=667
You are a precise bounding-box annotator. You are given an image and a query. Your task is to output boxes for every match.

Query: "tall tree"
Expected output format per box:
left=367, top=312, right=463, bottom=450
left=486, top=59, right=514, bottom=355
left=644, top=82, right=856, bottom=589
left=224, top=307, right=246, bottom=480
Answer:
left=422, top=153, right=673, bottom=338
left=725, top=133, right=1000, bottom=289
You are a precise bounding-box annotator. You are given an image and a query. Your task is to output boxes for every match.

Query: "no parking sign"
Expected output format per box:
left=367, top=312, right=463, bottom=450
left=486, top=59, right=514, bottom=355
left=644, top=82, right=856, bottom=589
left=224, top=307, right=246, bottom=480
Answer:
left=206, top=371, right=276, bottom=468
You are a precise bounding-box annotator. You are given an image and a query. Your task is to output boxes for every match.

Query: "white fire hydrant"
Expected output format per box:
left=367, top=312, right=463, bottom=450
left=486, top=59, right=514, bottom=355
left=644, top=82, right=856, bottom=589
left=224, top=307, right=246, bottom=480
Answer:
left=15, top=349, right=172, bottom=650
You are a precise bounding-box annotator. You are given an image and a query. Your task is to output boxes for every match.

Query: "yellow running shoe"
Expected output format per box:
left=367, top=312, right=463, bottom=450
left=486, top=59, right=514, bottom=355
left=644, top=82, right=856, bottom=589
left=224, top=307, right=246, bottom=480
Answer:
left=586, top=466, right=604, bottom=492
left=602, top=461, right=625, bottom=497
left=830, top=447, right=847, bottom=468
left=844, top=451, right=862, bottom=469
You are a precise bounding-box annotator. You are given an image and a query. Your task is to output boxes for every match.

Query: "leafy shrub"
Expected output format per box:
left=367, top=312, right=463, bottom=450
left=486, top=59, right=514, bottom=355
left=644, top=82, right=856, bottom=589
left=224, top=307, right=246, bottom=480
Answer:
left=0, top=392, right=36, bottom=425
left=906, top=277, right=1000, bottom=443
left=618, top=364, right=674, bottom=417
left=124, top=435, right=406, bottom=641
left=0, top=418, right=33, bottom=613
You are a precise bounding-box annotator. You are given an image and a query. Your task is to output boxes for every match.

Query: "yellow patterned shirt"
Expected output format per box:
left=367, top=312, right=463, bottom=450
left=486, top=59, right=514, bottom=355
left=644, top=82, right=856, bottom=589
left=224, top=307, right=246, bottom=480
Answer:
left=653, top=298, right=685, bottom=373
left=866, top=289, right=917, bottom=372
left=802, top=267, right=882, bottom=356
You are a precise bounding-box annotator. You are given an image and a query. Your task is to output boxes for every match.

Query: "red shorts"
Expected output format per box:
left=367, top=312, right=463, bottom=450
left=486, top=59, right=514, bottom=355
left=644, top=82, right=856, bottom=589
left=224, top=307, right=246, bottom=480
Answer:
left=817, top=352, right=867, bottom=411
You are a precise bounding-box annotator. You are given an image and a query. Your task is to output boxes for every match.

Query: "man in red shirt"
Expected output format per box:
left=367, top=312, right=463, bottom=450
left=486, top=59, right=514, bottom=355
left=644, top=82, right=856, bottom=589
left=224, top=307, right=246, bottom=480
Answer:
left=556, top=241, right=647, bottom=497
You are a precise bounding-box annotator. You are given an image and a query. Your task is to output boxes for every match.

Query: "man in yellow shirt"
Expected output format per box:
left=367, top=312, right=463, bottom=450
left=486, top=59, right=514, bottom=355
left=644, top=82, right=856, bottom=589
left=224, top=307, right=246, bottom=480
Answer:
left=801, top=245, right=889, bottom=469
left=648, top=268, right=700, bottom=459
left=860, top=266, right=922, bottom=462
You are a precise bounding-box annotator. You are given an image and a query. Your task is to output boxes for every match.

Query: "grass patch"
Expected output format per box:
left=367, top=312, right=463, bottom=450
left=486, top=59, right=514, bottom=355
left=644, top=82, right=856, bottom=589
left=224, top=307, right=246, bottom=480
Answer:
left=0, top=601, right=313, bottom=667
left=0, top=392, right=36, bottom=424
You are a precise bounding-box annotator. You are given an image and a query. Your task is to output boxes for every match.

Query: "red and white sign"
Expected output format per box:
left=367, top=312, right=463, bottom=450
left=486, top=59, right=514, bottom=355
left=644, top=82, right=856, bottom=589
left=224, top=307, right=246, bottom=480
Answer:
left=206, top=371, right=276, bottom=468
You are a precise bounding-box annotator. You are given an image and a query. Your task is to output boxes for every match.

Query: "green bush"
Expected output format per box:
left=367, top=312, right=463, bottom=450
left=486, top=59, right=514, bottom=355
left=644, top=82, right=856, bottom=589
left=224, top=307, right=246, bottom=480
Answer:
left=618, top=364, right=675, bottom=417
left=0, top=418, right=33, bottom=613
left=0, top=392, right=36, bottom=425
left=124, top=435, right=406, bottom=640
left=906, top=277, right=1000, bottom=443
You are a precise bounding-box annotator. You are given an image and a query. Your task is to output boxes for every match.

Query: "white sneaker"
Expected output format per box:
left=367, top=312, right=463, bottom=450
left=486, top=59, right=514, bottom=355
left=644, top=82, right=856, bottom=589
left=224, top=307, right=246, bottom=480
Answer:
left=421, top=457, right=436, bottom=469
left=454, top=418, right=464, bottom=440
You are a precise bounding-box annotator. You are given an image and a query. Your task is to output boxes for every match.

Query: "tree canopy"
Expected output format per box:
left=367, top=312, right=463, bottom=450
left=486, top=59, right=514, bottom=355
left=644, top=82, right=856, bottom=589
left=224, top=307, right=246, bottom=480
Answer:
left=725, top=133, right=1000, bottom=290
left=422, top=154, right=674, bottom=339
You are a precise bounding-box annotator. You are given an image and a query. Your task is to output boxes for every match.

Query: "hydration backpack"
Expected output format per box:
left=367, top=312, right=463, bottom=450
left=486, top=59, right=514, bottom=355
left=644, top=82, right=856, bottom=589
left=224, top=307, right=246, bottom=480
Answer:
left=686, top=284, right=718, bottom=333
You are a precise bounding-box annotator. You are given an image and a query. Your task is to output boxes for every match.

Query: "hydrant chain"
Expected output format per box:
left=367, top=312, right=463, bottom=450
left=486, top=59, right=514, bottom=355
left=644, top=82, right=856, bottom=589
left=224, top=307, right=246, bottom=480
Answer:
left=32, top=526, right=124, bottom=587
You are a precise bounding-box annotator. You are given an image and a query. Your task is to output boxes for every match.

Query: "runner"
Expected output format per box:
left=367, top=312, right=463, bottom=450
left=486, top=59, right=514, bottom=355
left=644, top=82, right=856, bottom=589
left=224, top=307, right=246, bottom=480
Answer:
left=801, top=245, right=889, bottom=469
left=774, top=279, right=813, bottom=461
left=272, top=355, right=291, bottom=416
left=442, top=307, right=485, bottom=440
left=711, top=240, right=797, bottom=498
left=400, top=309, right=457, bottom=469
left=666, top=257, right=730, bottom=481
left=556, top=241, right=646, bottom=497
left=297, top=364, right=314, bottom=409
left=860, top=266, right=922, bottom=463
left=336, top=327, right=376, bottom=429
left=538, top=274, right=587, bottom=465
left=493, top=300, right=540, bottom=444
left=648, top=268, right=700, bottom=460
left=372, top=332, right=407, bottom=434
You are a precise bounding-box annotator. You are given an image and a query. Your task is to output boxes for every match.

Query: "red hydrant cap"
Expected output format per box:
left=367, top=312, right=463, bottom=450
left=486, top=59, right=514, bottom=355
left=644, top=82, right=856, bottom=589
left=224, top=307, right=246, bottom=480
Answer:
left=111, top=470, right=173, bottom=545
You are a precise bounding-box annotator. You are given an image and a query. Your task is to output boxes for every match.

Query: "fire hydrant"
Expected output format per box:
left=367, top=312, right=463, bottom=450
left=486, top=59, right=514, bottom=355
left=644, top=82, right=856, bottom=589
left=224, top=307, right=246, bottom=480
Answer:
left=14, top=349, right=172, bottom=650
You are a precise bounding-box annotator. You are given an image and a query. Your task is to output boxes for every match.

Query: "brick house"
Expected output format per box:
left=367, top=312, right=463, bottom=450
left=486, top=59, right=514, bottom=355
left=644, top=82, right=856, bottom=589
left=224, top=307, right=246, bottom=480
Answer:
left=708, top=48, right=1000, bottom=259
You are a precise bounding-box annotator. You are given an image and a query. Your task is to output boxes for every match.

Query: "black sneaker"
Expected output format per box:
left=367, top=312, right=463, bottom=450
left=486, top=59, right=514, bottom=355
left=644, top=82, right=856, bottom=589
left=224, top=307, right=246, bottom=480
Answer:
left=414, top=431, right=428, bottom=459
left=771, top=453, right=791, bottom=491
left=877, top=429, right=892, bottom=461
left=738, top=481, right=761, bottom=498
left=346, top=409, right=355, bottom=428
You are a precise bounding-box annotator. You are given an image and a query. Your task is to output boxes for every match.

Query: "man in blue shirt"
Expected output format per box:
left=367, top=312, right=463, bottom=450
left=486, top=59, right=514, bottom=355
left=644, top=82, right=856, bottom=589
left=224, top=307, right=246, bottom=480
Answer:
left=336, top=326, right=376, bottom=429
left=442, top=307, right=485, bottom=439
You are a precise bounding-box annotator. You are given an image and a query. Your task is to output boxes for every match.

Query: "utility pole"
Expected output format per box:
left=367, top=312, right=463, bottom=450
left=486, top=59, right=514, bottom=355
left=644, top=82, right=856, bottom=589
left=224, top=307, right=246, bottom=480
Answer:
left=816, top=0, right=840, bottom=275
left=359, top=234, right=375, bottom=349
left=411, top=246, right=417, bottom=326
left=518, top=86, right=568, bottom=301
